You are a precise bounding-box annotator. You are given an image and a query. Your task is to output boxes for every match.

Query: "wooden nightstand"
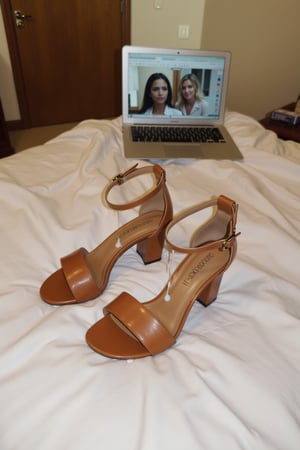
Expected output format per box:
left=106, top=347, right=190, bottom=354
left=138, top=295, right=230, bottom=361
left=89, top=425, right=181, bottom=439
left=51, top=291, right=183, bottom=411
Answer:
left=260, top=102, right=300, bottom=143
left=0, top=99, right=15, bottom=158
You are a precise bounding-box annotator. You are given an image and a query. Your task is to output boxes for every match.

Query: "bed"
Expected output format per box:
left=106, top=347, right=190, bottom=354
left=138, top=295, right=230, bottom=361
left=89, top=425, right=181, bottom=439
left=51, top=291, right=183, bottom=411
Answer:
left=0, top=111, right=299, bottom=450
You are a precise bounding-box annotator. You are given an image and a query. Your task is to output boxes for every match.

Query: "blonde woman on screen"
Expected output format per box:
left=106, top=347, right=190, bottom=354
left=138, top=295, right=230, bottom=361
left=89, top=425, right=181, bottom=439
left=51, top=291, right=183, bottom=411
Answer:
left=177, top=73, right=208, bottom=116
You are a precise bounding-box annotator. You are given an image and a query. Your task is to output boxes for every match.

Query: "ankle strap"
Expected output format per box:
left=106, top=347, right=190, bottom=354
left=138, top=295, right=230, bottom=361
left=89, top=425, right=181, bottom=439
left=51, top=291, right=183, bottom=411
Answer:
left=104, top=164, right=166, bottom=211
left=165, top=195, right=240, bottom=254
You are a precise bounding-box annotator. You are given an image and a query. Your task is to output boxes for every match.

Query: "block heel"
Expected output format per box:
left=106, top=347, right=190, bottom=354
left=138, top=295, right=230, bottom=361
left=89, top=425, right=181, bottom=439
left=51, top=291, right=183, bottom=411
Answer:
left=136, top=228, right=166, bottom=264
left=197, top=274, right=224, bottom=306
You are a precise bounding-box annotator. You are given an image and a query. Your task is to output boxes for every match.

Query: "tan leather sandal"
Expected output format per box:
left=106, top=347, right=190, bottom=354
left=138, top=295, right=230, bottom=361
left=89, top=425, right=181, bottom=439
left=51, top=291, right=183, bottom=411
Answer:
left=86, top=195, right=240, bottom=359
left=40, top=164, right=173, bottom=305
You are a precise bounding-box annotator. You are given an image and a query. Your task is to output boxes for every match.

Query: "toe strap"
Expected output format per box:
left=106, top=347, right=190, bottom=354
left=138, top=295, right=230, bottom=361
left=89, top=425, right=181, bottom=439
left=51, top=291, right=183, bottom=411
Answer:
left=104, top=293, right=176, bottom=355
left=61, top=248, right=100, bottom=302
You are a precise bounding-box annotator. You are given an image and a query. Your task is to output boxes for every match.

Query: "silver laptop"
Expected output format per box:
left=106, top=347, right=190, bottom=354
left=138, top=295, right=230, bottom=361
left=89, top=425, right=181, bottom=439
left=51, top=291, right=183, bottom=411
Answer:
left=122, top=45, right=243, bottom=160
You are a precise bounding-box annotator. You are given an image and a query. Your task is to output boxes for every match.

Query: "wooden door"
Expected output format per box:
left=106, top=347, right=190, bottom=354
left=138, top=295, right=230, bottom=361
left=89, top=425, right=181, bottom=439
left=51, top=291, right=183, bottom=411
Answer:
left=1, top=0, right=130, bottom=127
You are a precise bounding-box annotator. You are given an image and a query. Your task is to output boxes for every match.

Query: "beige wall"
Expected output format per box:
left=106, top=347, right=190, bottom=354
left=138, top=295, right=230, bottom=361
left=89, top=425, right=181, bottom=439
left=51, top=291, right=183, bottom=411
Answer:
left=131, top=0, right=205, bottom=48
left=1, top=0, right=299, bottom=122
left=201, top=0, right=300, bottom=119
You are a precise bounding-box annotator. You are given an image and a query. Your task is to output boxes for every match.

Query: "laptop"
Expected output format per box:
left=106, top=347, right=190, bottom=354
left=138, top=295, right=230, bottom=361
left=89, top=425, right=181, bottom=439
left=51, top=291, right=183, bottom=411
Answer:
left=122, top=45, right=243, bottom=160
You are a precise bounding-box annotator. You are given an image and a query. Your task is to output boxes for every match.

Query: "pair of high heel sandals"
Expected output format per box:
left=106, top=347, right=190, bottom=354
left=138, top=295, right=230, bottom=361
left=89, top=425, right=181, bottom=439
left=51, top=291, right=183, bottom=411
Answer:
left=40, top=164, right=240, bottom=359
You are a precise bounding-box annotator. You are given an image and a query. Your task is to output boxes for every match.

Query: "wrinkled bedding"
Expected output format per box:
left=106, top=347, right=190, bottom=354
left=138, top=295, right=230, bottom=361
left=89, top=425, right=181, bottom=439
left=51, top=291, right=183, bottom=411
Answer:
left=0, top=111, right=299, bottom=450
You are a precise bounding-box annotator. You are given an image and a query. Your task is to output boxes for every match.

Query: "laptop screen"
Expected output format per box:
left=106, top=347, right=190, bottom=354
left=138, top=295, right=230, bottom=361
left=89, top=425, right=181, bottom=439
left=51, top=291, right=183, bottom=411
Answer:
left=122, top=46, right=231, bottom=125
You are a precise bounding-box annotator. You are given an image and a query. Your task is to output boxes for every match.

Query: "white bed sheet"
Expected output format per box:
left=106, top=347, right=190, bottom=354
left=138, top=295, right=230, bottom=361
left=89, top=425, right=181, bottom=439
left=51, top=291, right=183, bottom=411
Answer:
left=0, top=111, right=299, bottom=450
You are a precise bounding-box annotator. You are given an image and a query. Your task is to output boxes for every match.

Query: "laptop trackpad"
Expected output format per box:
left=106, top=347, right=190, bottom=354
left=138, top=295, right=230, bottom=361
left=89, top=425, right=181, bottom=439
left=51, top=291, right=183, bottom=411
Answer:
left=163, top=145, right=203, bottom=158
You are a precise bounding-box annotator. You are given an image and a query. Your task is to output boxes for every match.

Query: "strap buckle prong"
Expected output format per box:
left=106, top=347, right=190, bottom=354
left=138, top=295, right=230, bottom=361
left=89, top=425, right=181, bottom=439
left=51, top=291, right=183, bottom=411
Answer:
left=221, top=230, right=241, bottom=251
left=112, top=173, right=123, bottom=183
left=112, top=163, right=139, bottom=184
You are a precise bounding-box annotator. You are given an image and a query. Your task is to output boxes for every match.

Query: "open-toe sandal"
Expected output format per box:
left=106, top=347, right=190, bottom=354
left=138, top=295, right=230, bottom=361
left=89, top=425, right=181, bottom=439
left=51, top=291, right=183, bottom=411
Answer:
left=40, top=164, right=173, bottom=305
left=86, top=195, right=240, bottom=359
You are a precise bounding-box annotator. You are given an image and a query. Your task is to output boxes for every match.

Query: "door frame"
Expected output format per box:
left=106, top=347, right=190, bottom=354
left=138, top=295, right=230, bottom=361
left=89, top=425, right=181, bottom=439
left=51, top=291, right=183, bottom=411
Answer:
left=0, top=0, right=131, bottom=129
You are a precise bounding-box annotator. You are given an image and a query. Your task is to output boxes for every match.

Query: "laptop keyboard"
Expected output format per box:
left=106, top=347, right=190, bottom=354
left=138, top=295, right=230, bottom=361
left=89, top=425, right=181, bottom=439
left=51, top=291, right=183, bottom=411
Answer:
left=131, top=126, right=226, bottom=143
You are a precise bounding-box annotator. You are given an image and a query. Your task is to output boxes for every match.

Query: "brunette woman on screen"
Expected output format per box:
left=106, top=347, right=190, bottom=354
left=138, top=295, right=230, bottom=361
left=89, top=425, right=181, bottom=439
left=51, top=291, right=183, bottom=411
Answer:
left=176, top=73, right=208, bottom=116
left=139, top=73, right=182, bottom=116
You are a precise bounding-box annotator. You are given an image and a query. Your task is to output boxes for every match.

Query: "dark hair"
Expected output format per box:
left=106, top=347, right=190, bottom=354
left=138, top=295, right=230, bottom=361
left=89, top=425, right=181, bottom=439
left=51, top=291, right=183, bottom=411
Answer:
left=139, top=73, right=173, bottom=113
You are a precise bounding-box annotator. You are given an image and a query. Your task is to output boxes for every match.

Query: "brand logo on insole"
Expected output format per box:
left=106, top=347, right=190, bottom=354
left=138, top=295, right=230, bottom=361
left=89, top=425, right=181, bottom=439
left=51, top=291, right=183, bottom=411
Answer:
left=182, top=253, right=214, bottom=286
left=120, top=218, right=156, bottom=239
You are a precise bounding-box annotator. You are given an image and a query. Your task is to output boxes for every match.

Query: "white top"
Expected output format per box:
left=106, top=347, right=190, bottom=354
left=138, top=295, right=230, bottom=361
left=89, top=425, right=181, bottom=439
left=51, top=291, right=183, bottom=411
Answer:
left=178, top=99, right=209, bottom=116
left=144, top=105, right=183, bottom=116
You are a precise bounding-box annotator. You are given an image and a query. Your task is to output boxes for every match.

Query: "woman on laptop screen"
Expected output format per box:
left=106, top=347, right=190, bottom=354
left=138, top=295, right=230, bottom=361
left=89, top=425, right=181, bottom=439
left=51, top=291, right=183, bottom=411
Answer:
left=176, top=73, right=208, bottom=116
left=139, top=73, right=182, bottom=116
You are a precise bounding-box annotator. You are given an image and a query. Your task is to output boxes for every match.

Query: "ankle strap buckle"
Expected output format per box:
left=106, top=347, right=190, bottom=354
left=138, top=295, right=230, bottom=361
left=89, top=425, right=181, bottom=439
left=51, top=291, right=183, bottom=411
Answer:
left=112, top=173, right=123, bottom=183
left=221, top=230, right=241, bottom=251
left=112, top=163, right=139, bottom=185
